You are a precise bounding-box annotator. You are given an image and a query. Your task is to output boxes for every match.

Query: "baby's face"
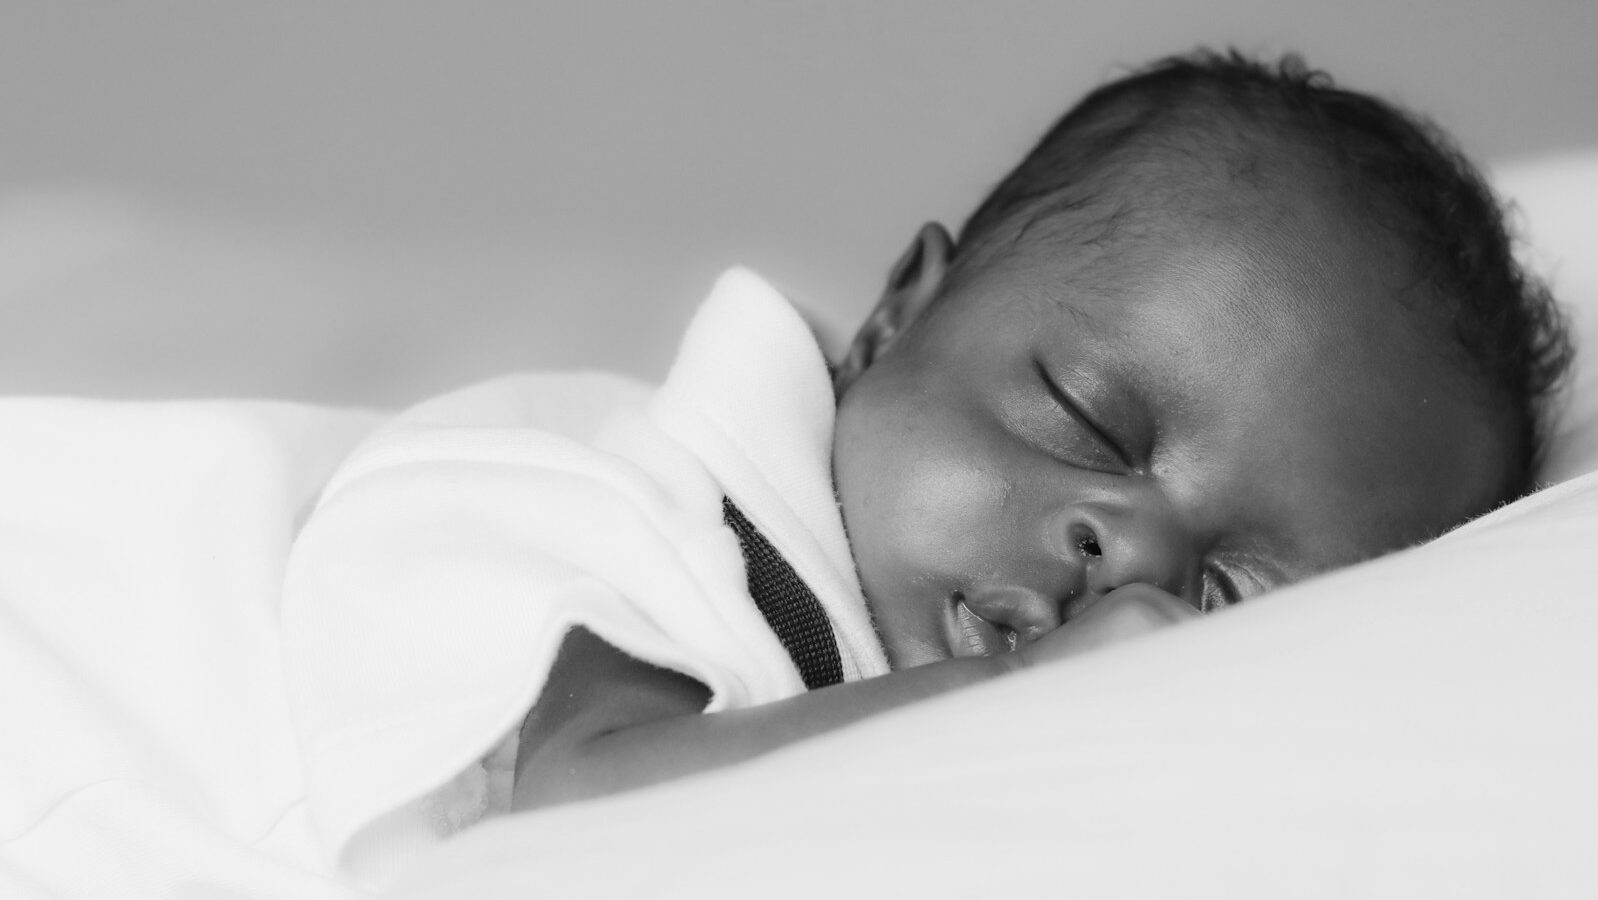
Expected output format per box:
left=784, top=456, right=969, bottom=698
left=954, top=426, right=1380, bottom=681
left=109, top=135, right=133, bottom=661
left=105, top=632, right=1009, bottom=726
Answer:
left=832, top=194, right=1507, bottom=669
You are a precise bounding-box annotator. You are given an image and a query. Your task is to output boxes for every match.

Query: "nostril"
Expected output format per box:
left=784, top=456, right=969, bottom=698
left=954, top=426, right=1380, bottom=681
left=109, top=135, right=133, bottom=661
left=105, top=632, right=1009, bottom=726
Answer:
left=1072, top=525, right=1102, bottom=559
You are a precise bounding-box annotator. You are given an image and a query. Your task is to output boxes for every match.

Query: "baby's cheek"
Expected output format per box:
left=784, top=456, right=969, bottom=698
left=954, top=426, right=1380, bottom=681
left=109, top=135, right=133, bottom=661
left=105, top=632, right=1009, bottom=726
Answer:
left=893, top=457, right=1013, bottom=563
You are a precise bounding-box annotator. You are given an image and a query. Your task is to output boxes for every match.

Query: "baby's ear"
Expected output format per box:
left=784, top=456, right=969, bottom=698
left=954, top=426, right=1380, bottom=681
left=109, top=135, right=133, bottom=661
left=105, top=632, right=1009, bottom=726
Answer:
left=835, top=223, right=954, bottom=395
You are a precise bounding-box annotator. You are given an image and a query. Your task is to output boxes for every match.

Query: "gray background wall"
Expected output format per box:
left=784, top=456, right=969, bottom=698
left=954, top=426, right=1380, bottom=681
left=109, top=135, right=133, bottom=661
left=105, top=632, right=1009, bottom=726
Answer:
left=3, top=1, right=1594, bottom=404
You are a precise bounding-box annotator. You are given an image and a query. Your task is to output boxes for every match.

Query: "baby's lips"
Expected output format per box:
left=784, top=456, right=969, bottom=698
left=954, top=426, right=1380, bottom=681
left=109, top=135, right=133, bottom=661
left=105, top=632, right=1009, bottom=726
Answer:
left=947, top=596, right=1010, bottom=658
left=954, top=584, right=1063, bottom=647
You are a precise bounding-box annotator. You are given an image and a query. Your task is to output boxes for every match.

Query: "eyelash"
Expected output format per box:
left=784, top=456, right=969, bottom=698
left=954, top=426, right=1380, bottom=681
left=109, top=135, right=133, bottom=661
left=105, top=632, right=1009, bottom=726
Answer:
left=1036, top=362, right=1132, bottom=473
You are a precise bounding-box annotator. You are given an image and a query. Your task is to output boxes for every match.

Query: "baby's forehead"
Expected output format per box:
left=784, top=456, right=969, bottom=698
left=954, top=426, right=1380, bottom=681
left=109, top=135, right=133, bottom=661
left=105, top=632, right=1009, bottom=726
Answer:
left=1012, top=129, right=1374, bottom=278
left=993, top=157, right=1482, bottom=428
left=967, top=110, right=1455, bottom=393
left=1020, top=168, right=1404, bottom=325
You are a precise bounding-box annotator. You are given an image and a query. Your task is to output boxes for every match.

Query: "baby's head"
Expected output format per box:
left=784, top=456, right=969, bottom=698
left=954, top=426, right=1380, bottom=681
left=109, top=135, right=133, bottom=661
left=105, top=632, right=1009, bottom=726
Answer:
left=831, top=49, right=1571, bottom=668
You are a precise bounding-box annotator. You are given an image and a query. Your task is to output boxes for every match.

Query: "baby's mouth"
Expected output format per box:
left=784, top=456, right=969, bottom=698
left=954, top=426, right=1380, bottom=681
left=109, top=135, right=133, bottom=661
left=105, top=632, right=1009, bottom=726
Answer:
left=945, top=591, right=1019, bottom=658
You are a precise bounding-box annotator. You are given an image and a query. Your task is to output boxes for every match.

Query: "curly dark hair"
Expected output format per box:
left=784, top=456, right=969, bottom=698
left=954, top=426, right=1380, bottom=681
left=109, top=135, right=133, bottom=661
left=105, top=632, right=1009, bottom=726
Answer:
left=952, top=48, right=1572, bottom=503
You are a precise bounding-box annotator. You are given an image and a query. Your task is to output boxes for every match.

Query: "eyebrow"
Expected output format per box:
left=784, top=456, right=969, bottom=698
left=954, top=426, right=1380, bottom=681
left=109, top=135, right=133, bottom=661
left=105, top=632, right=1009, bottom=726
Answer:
left=1035, top=358, right=1136, bottom=470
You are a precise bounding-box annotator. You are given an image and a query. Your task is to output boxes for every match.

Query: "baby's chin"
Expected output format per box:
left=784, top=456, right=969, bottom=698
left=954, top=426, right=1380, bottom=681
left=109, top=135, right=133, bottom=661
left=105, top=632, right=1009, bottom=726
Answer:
left=881, top=639, right=949, bottom=671
left=865, top=596, right=956, bottom=670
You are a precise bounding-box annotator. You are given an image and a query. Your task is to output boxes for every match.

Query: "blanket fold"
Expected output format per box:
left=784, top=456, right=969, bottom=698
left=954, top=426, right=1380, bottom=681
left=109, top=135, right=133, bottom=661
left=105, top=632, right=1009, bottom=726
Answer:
left=0, top=267, right=887, bottom=896
left=281, top=269, right=888, bottom=889
left=0, top=397, right=379, bottom=899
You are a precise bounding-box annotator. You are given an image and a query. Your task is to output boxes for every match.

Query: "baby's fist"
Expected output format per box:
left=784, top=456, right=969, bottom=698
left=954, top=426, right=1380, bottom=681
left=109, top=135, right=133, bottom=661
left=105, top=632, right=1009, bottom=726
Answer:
left=1021, top=583, right=1200, bottom=665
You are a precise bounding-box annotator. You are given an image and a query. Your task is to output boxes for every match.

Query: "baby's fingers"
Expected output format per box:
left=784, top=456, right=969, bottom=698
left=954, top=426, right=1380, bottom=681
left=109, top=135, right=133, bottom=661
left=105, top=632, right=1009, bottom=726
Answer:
left=1024, top=583, right=1199, bottom=664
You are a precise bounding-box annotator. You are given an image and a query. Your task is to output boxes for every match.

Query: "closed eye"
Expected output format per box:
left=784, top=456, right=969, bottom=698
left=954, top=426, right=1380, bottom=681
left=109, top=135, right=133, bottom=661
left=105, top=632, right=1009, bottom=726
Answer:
left=1035, top=360, right=1133, bottom=472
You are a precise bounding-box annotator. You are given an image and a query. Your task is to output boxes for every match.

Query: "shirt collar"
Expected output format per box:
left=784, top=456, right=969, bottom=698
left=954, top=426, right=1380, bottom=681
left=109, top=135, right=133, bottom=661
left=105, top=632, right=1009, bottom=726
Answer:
left=648, top=268, right=890, bottom=681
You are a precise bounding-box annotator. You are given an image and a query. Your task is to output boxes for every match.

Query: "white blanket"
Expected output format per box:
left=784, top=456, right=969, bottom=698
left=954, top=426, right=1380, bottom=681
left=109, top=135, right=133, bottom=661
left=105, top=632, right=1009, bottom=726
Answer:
left=0, top=398, right=378, bottom=899
left=0, top=268, right=890, bottom=897
left=281, top=268, right=889, bottom=888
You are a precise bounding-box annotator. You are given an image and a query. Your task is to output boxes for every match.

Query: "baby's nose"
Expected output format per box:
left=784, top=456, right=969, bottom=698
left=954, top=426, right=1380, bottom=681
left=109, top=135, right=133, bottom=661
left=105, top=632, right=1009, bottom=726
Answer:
left=1057, top=502, right=1197, bottom=608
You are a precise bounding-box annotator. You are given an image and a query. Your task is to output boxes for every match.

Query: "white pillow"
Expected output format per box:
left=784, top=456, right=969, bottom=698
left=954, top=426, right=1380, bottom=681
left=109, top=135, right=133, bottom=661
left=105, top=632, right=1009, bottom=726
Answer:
left=1494, top=151, right=1598, bottom=482
left=387, top=153, right=1598, bottom=899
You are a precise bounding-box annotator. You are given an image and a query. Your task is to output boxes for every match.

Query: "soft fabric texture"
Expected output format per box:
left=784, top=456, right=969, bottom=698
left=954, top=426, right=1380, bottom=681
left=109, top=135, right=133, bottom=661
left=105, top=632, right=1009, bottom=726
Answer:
left=281, top=267, right=888, bottom=888
left=1493, top=151, right=1598, bottom=483
left=392, top=469, right=1598, bottom=900
left=384, top=152, right=1598, bottom=899
left=0, top=399, right=379, bottom=899
left=0, top=268, right=889, bottom=897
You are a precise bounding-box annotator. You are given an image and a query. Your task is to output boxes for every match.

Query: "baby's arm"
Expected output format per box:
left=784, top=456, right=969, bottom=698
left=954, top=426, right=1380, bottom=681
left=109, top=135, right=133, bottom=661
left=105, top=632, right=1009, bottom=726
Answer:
left=511, top=627, right=1013, bottom=810
left=511, top=584, right=1193, bottom=811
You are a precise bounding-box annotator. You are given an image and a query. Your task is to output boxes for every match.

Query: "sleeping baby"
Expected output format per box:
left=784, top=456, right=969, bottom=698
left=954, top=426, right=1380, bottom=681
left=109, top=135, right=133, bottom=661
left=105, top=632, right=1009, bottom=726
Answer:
left=276, top=48, right=1569, bottom=881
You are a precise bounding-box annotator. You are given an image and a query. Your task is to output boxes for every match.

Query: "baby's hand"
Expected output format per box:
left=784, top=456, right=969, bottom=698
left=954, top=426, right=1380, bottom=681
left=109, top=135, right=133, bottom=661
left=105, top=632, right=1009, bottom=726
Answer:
left=1019, top=583, right=1200, bottom=667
